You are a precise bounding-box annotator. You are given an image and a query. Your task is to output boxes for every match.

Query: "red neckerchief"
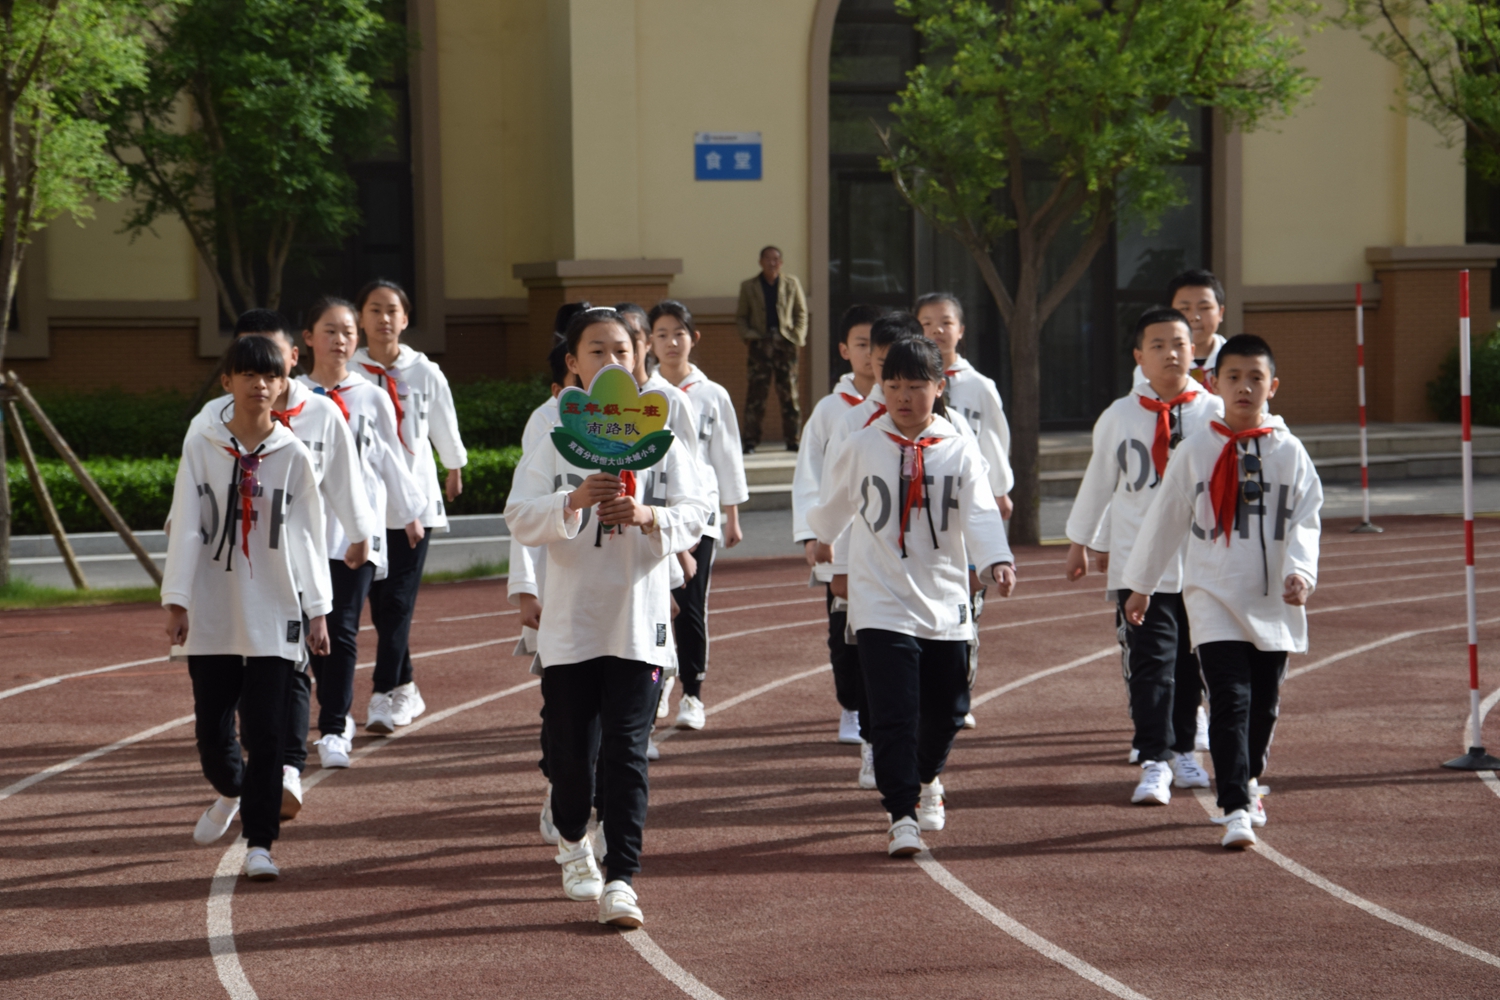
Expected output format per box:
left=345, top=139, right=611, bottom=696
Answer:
left=944, top=369, right=959, bottom=379
left=863, top=404, right=887, bottom=428
left=884, top=431, right=943, bottom=556
left=1137, top=389, right=1198, bottom=477
left=1208, top=421, right=1273, bottom=545
left=271, top=401, right=305, bottom=429
left=222, top=445, right=256, bottom=571
left=838, top=392, right=863, bottom=407
left=360, top=362, right=412, bottom=453
left=322, top=385, right=350, bottom=422
left=610, top=470, right=638, bottom=539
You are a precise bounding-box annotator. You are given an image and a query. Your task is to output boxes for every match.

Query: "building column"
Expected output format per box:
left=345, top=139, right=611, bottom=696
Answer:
left=511, top=258, right=684, bottom=373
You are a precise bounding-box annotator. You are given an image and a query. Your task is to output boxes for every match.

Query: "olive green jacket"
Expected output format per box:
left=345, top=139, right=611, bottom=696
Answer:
left=736, top=273, right=808, bottom=347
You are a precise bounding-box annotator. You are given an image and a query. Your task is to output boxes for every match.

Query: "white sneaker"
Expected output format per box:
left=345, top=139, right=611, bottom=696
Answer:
left=1127, top=747, right=1141, bottom=764
left=917, top=778, right=946, bottom=831
left=589, top=816, right=608, bottom=864
left=838, top=709, right=862, bottom=745
left=598, top=879, right=644, bottom=928
left=280, top=766, right=303, bottom=820
left=540, top=784, right=559, bottom=845
left=556, top=837, right=604, bottom=901
left=243, top=847, right=280, bottom=881
left=887, top=815, right=926, bottom=857
left=366, top=692, right=395, bottom=734
left=1215, top=808, right=1256, bottom=849
left=315, top=733, right=351, bottom=769
left=858, top=741, right=877, bottom=790
left=1248, top=779, right=1269, bottom=828
left=656, top=675, right=675, bottom=719
left=1195, top=705, right=1210, bottom=751
left=962, top=712, right=977, bottom=730
left=1131, top=760, right=1173, bottom=805
left=192, top=795, right=240, bottom=845
left=1170, top=752, right=1210, bottom=789
left=675, top=693, right=706, bottom=730
left=391, top=682, right=425, bottom=726
left=646, top=739, right=660, bottom=761
left=343, top=714, right=356, bottom=741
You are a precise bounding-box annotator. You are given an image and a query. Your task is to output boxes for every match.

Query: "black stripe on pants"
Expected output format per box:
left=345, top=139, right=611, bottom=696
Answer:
left=1115, top=591, right=1202, bottom=762
left=312, top=559, right=376, bottom=735
left=189, top=655, right=295, bottom=850
left=672, top=537, right=716, bottom=697
left=542, top=657, right=659, bottom=884
left=1196, top=640, right=1288, bottom=813
left=856, top=629, right=969, bottom=822
left=369, top=529, right=430, bottom=694
left=826, top=586, right=869, bottom=742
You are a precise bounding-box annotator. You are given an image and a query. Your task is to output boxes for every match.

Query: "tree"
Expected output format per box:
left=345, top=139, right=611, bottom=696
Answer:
left=0, top=0, right=150, bottom=587
left=1347, top=1, right=1500, bottom=183
left=104, top=0, right=406, bottom=317
left=880, top=0, right=1316, bottom=544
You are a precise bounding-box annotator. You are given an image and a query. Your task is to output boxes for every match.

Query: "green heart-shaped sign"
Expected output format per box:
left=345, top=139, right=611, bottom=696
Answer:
left=551, top=364, right=676, bottom=471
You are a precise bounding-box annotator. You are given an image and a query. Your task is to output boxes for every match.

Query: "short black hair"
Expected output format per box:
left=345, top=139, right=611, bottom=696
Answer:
left=553, top=301, right=593, bottom=336
left=563, top=307, right=631, bottom=358
left=303, top=295, right=357, bottom=332
left=234, top=308, right=291, bottom=342
left=547, top=339, right=571, bottom=387
left=870, top=311, right=923, bottom=349
left=759, top=245, right=782, bottom=260
left=913, top=292, right=964, bottom=325
left=647, top=299, right=696, bottom=334
left=1215, top=333, right=1276, bottom=375
left=880, top=337, right=949, bottom=418
left=1167, top=269, right=1225, bottom=308
left=224, top=331, right=286, bottom=378
left=615, top=302, right=650, bottom=333
left=838, top=304, right=888, bottom=343
left=1134, top=306, right=1192, bottom=348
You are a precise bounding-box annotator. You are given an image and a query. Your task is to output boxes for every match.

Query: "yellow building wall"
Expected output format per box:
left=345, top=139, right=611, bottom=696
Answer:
left=45, top=197, right=197, bottom=301
left=1241, top=20, right=1466, bottom=286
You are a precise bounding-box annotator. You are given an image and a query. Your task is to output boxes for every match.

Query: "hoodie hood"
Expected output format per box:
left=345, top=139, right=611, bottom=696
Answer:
left=352, top=343, right=423, bottom=372
left=869, top=411, right=961, bottom=442
left=199, top=416, right=300, bottom=457
left=1130, top=380, right=1209, bottom=404
left=944, top=356, right=975, bottom=376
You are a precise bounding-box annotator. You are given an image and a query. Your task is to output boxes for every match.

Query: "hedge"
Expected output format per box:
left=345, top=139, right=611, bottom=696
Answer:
left=449, top=378, right=552, bottom=450
left=1429, top=325, right=1500, bottom=425
left=7, top=447, right=522, bottom=535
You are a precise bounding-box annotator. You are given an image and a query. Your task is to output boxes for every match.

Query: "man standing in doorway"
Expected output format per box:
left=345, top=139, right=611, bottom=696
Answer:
left=736, top=245, right=808, bottom=453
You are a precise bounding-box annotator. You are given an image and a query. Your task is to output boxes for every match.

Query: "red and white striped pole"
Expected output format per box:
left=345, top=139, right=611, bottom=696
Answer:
left=1352, top=282, right=1381, bottom=533
left=1444, top=269, right=1499, bottom=769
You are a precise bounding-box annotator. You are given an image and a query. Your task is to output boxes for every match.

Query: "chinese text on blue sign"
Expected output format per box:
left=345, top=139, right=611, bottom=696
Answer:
left=694, top=132, right=762, bottom=181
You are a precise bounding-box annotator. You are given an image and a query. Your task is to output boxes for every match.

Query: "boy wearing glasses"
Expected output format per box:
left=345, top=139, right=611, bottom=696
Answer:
left=1066, top=307, right=1223, bottom=806
left=162, top=335, right=333, bottom=881
left=1121, top=334, right=1323, bottom=850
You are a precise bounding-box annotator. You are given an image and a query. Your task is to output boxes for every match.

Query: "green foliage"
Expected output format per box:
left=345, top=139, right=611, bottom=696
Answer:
left=1347, top=1, right=1500, bottom=184
left=0, top=578, right=159, bottom=610
left=6, top=456, right=178, bottom=534
left=17, top=388, right=195, bottom=460
left=1428, top=325, right=1500, bottom=425
left=449, top=378, right=552, bottom=450
left=102, top=0, right=408, bottom=314
left=440, top=447, right=522, bottom=517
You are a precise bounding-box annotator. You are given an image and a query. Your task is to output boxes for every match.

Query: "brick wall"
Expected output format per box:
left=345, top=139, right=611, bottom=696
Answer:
left=437, top=316, right=530, bottom=383
left=1242, top=309, right=1360, bottom=424
left=7, top=326, right=220, bottom=395
left=1366, top=267, right=1493, bottom=422
left=689, top=319, right=813, bottom=446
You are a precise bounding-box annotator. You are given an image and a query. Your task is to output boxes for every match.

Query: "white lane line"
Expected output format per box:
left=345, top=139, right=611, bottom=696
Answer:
left=0, top=713, right=196, bottom=803
left=654, top=664, right=832, bottom=750
left=714, top=580, right=804, bottom=594
left=0, top=638, right=521, bottom=807
left=1188, top=788, right=1500, bottom=970
left=1318, top=550, right=1500, bottom=575
left=620, top=930, right=727, bottom=1000
left=712, top=618, right=825, bottom=642
left=1309, top=586, right=1500, bottom=615
left=0, top=655, right=169, bottom=701
left=1320, top=537, right=1496, bottom=559
left=1471, top=687, right=1500, bottom=801
left=1287, top=616, right=1500, bottom=681
left=917, top=647, right=1149, bottom=999
left=435, top=609, right=519, bottom=622
left=915, top=853, right=1152, bottom=1000
left=709, top=596, right=823, bottom=615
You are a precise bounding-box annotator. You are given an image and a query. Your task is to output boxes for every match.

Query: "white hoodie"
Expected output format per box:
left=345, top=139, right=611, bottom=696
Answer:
left=185, top=379, right=380, bottom=556
left=162, top=421, right=333, bottom=662
left=675, top=364, right=749, bottom=540
left=808, top=413, right=1013, bottom=642
left=1065, top=382, right=1224, bottom=594
left=350, top=344, right=468, bottom=530
left=793, top=372, right=866, bottom=543
left=298, top=375, right=428, bottom=573
left=504, top=429, right=712, bottom=669
left=943, top=356, right=1015, bottom=497
left=1120, top=415, right=1323, bottom=652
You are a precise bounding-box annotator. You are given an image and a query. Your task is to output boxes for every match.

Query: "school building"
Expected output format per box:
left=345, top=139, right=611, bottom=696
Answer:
left=7, top=0, right=1495, bottom=438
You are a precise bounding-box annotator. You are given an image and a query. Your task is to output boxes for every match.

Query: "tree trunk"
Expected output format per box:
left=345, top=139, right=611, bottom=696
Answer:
left=1006, top=253, right=1044, bottom=546
left=0, top=425, right=10, bottom=588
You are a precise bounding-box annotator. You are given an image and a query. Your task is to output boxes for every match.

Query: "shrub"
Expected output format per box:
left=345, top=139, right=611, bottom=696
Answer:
left=1428, top=325, right=1500, bottom=425
left=17, top=388, right=196, bottom=460
left=449, top=377, right=552, bottom=450
left=440, top=447, right=522, bottom=517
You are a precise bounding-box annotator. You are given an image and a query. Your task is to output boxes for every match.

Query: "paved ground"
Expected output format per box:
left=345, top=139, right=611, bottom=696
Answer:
left=4, top=515, right=1500, bottom=998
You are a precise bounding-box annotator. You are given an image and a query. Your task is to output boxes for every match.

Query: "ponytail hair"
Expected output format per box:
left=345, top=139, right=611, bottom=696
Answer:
left=880, top=336, right=949, bottom=417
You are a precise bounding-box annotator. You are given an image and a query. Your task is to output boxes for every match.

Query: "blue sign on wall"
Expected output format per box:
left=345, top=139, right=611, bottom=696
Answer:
left=695, top=132, right=762, bottom=181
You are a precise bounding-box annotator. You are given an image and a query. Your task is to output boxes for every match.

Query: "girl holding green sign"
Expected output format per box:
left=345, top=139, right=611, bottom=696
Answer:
left=505, top=308, right=712, bottom=928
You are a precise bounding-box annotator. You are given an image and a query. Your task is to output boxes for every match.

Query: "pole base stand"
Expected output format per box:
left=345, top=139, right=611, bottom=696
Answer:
left=1350, top=521, right=1383, bottom=534
left=1442, top=746, right=1500, bottom=770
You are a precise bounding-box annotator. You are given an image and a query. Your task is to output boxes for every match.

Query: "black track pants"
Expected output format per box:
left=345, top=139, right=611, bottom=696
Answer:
left=1196, top=640, right=1288, bottom=813
left=1115, top=591, right=1202, bottom=762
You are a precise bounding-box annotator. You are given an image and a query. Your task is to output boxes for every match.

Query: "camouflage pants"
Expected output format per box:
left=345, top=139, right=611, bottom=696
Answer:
left=743, top=335, right=801, bottom=448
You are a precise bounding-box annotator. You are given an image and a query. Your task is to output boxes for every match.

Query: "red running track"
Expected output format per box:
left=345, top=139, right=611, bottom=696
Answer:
left=3, top=516, right=1500, bottom=999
